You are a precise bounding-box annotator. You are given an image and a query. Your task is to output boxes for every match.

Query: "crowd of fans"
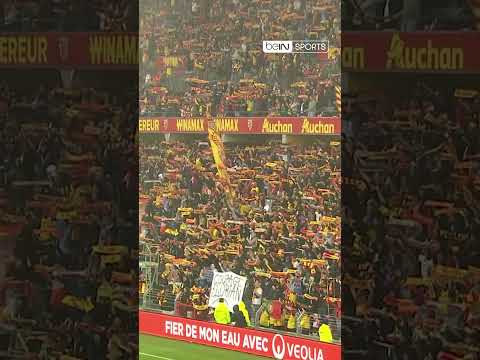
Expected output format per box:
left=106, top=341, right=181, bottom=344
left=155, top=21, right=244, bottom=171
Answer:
left=342, top=80, right=480, bottom=359
left=342, top=0, right=477, bottom=31
left=0, top=73, right=138, bottom=359
left=0, top=0, right=138, bottom=31
left=140, top=0, right=340, bottom=117
left=139, top=137, right=341, bottom=341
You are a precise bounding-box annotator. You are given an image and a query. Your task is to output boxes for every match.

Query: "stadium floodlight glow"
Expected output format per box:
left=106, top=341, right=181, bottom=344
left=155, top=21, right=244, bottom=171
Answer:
left=263, top=40, right=329, bottom=54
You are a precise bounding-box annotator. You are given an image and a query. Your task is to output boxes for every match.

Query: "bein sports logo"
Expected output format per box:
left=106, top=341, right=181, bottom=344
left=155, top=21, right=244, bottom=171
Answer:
left=263, top=41, right=292, bottom=54
left=272, top=334, right=286, bottom=360
left=263, top=40, right=328, bottom=54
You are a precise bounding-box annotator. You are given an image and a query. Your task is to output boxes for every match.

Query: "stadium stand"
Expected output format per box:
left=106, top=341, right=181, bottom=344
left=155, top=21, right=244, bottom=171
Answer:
left=0, top=0, right=138, bottom=31
left=139, top=137, right=341, bottom=341
left=0, top=65, right=138, bottom=358
left=342, top=78, right=480, bottom=359
left=139, top=0, right=340, bottom=118
left=342, top=0, right=476, bottom=30
left=139, top=0, right=341, bottom=346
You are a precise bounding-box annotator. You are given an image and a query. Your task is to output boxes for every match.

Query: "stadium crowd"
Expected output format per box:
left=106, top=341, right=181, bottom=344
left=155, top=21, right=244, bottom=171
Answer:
left=0, top=0, right=138, bottom=31
left=0, top=73, right=138, bottom=359
left=139, top=0, right=340, bottom=117
left=342, top=81, right=480, bottom=359
left=342, top=0, right=477, bottom=31
left=139, top=137, right=341, bottom=341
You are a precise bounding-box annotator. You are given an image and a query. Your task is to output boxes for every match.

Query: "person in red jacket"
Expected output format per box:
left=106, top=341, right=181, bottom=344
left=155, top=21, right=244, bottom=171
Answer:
left=270, top=298, right=283, bottom=330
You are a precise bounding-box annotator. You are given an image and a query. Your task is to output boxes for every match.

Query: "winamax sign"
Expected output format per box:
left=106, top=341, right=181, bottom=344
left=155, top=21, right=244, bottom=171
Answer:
left=140, top=311, right=341, bottom=360
left=138, top=117, right=341, bottom=135
left=342, top=32, right=480, bottom=73
left=0, top=33, right=137, bottom=68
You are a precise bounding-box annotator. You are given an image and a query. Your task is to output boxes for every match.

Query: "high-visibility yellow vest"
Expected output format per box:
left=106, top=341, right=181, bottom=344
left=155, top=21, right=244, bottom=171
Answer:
left=214, top=303, right=231, bottom=324
left=300, top=314, right=311, bottom=329
left=287, top=314, right=296, bottom=329
left=319, top=324, right=333, bottom=343
left=259, top=311, right=270, bottom=327
left=270, top=314, right=283, bottom=327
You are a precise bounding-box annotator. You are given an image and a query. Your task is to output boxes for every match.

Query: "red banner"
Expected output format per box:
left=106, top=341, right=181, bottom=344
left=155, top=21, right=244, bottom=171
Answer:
left=342, top=32, right=480, bottom=73
left=138, top=117, right=341, bottom=135
left=140, top=311, right=341, bottom=360
left=0, top=33, right=137, bottom=68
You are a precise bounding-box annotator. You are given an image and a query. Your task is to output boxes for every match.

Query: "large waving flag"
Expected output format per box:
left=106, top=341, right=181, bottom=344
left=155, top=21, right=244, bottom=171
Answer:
left=208, top=126, right=232, bottom=195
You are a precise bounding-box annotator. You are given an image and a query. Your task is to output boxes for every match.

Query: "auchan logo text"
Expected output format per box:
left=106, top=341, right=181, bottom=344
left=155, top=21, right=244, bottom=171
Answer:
left=386, top=33, right=463, bottom=71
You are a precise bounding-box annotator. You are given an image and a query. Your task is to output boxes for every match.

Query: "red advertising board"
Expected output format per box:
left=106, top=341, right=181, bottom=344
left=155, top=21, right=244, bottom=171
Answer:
left=0, top=33, right=137, bottom=68
left=138, top=117, right=341, bottom=135
left=342, top=32, right=480, bottom=73
left=140, top=311, right=341, bottom=360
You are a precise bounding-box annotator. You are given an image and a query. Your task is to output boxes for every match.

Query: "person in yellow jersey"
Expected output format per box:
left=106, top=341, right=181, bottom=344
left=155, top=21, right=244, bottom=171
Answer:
left=287, top=312, right=296, bottom=332
left=259, top=308, right=270, bottom=328
left=214, top=298, right=231, bottom=324
left=300, top=313, right=311, bottom=335
left=238, top=301, right=251, bottom=326
left=319, top=320, right=333, bottom=343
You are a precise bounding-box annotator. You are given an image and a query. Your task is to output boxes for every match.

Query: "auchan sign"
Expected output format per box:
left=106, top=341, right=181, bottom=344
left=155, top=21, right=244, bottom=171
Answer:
left=386, top=33, right=463, bottom=71
left=139, top=311, right=341, bottom=360
left=342, top=32, right=480, bottom=73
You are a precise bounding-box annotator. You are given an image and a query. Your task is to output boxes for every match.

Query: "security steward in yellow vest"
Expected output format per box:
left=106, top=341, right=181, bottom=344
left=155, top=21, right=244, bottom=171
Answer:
left=214, top=298, right=231, bottom=324
left=319, top=322, right=333, bottom=343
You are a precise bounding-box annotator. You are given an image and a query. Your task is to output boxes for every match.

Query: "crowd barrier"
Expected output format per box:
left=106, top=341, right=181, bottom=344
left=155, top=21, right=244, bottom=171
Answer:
left=140, top=310, right=341, bottom=360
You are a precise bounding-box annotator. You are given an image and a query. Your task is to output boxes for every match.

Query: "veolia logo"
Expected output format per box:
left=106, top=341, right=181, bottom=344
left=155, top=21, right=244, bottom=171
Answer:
left=272, top=334, right=286, bottom=360
left=263, top=41, right=293, bottom=53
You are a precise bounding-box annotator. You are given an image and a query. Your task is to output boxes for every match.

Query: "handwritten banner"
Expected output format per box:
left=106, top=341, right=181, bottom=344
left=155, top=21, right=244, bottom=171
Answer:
left=138, top=117, right=341, bottom=135
left=208, top=272, right=247, bottom=311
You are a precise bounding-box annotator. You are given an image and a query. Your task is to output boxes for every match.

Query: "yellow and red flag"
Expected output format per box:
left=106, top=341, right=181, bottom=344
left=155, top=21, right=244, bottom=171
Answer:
left=208, top=126, right=232, bottom=194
